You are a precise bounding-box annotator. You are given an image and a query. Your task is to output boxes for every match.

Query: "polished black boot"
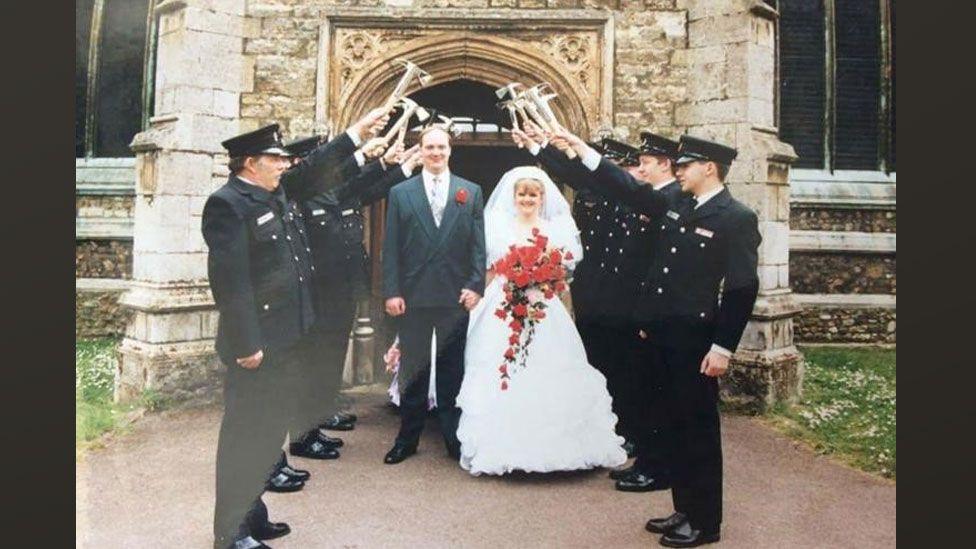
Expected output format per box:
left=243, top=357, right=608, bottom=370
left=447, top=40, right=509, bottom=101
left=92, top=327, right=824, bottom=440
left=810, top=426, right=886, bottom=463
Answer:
left=659, top=519, right=720, bottom=548
left=609, top=463, right=639, bottom=481
left=615, top=471, right=671, bottom=492
left=265, top=470, right=304, bottom=493
left=315, top=429, right=344, bottom=448
left=320, top=413, right=355, bottom=431
left=622, top=440, right=637, bottom=459
left=252, top=521, right=291, bottom=541
left=645, top=512, right=687, bottom=534
left=290, top=432, right=340, bottom=460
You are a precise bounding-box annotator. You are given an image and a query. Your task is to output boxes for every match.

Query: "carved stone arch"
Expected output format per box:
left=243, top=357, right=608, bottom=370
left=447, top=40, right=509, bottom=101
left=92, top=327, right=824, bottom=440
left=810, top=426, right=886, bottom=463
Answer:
left=333, top=32, right=593, bottom=137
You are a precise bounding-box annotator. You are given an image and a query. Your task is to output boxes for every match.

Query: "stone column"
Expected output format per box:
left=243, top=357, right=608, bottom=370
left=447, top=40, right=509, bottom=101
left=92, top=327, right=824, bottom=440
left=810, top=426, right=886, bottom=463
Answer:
left=677, top=0, right=803, bottom=412
left=115, top=0, right=256, bottom=403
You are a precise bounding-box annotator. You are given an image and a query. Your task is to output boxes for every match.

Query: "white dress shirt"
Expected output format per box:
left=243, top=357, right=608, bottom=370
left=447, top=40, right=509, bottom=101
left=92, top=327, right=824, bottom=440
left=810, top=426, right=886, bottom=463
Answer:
left=422, top=169, right=450, bottom=225
left=694, top=185, right=725, bottom=208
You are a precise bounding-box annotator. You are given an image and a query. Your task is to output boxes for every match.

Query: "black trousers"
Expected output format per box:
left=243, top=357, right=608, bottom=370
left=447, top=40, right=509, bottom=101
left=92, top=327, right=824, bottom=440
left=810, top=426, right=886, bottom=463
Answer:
left=213, top=345, right=299, bottom=547
left=290, top=299, right=356, bottom=439
left=627, top=333, right=672, bottom=477
left=395, top=306, right=468, bottom=452
left=580, top=320, right=640, bottom=442
left=654, top=340, right=723, bottom=533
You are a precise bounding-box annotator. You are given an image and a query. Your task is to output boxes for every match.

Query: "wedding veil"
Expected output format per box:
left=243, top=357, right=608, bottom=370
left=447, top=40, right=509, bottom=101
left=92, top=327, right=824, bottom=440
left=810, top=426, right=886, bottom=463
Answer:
left=483, top=166, right=582, bottom=268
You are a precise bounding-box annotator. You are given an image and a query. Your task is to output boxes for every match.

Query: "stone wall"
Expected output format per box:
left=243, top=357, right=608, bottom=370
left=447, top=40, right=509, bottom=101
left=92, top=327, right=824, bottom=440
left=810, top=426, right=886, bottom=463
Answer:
left=790, top=252, right=896, bottom=295
left=795, top=305, right=895, bottom=344
left=791, top=206, right=895, bottom=233
left=76, top=240, right=133, bottom=279
left=77, top=280, right=132, bottom=338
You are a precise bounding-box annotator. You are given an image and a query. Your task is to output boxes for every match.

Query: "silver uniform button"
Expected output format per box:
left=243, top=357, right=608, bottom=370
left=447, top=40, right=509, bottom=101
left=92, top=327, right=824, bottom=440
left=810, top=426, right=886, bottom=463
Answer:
left=626, top=231, right=630, bottom=236
left=600, top=262, right=605, bottom=268
left=263, top=304, right=269, bottom=311
left=271, top=234, right=277, bottom=240
left=585, top=246, right=590, bottom=250
left=596, top=215, right=600, bottom=220
left=294, top=256, right=299, bottom=262
left=619, top=248, right=623, bottom=254
left=663, top=267, right=669, bottom=274
left=609, top=232, right=613, bottom=237
left=680, top=227, right=686, bottom=233
left=614, top=267, right=618, bottom=272
left=700, top=242, right=706, bottom=248
left=299, top=276, right=304, bottom=282
left=700, top=312, right=706, bottom=318
left=320, top=221, right=325, bottom=226
left=671, top=247, right=677, bottom=253
left=657, top=287, right=663, bottom=294
left=660, top=224, right=665, bottom=230
left=306, top=247, right=311, bottom=253
left=310, top=265, right=315, bottom=271
left=286, top=235, right=292, bottom=240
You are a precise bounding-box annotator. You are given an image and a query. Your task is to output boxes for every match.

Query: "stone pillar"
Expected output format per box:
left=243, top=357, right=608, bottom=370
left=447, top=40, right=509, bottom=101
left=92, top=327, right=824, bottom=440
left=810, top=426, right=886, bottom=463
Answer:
left=677, top=0, right=803, bottom=412
left=115, top=0, right=256, bottom=403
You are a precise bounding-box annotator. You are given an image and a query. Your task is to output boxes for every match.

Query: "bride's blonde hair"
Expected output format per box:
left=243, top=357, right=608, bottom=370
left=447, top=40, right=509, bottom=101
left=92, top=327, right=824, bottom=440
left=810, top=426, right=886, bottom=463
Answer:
left=514, top=177, right=545, bottom=196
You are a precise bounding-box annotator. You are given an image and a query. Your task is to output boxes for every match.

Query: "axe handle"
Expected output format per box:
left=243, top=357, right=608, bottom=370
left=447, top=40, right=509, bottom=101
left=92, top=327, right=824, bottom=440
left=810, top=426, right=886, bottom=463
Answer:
left=382, top=108, right=415, bottom=145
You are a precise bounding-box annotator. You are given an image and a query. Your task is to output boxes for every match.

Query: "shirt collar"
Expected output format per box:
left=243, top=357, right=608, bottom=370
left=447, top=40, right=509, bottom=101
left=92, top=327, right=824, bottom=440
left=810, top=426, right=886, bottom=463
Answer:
left=422, top=169, right=450, bottom=187
left=694, top=185, right=725, bottom=208
left=652, top=178, right=677, bottom=191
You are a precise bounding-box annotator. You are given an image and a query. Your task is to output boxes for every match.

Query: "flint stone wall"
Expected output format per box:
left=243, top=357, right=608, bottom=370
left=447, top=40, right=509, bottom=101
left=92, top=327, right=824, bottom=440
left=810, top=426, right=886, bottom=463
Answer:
left=790, top=252, right=895, bottom=295
left=77, top=240, right=133, bottom=279
left=791, top=206, right=895, bottom=233
left=77, top=280, right=132, bottom=338
left=795, top=306, right=895, bottom=344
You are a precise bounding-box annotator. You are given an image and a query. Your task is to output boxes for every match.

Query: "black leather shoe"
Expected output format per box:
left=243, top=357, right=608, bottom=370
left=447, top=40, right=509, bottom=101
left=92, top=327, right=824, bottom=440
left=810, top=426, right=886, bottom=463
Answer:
left=279, top=463, right=309, bottom=482
left=290, top=437, right=341, bottom=460
left=321, top=414, right=355, bottom=431
left=615, top=472, right=671, bottom=492
left=252, top=521, right=291, bottom=541
left=609, top=464, right=638, bottom=480
left=659, top=520, right=720, bottom=548
left=265, top=471, right=304, bottom=493
left=645, top=512, right=687, bottom=534
left=384, top=443, right=417, bottom=464
left=622, top=440, right=637, bottom=458
left=336, top=411, right=358, bottom=423
left=227, top=535, right=270, bottom=549
left=315, top=429, right=345, bottom=448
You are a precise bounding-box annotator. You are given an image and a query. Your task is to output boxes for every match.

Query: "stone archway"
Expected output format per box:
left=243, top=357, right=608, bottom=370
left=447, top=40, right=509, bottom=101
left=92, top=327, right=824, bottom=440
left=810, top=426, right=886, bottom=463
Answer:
left=331, top=31, right=595, bottom=137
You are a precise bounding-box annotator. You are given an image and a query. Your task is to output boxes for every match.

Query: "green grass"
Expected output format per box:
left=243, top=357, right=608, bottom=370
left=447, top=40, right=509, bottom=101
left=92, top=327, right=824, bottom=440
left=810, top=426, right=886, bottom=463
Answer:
left=766, top=345, right=896, bottom=479
left=76, top=339, right=138, bottom=451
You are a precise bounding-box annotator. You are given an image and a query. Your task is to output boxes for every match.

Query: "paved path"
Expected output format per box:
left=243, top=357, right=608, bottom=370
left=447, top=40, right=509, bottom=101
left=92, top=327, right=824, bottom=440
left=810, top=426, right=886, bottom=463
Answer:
left=76, top=386, right=895, bottom=548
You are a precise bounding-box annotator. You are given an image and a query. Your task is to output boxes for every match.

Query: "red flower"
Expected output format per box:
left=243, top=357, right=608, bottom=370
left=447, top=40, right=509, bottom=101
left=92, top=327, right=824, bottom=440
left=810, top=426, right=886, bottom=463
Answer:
left=504, top=347, right=515, bottom=359
left=509, top=319, right=523, bottom=332
left=554, top=281, right=566, bottom=292
left=455, top=188, right=468, bottom=205
left=544, top=290, right=554, bottom=300
left=534, top=310, right=546, bottom=320
left=531, top=227, right=540, bottom=236
left=501, top=380, right=508, bottom=391
left=534, top=234, right=549, bottom=249
left=513, top=271, right=531, bottom=288
left=498, top=364, right=508, bottom=376
left=508, top=334, right=520, bottom=345
left=494, top=308, right=507, bottom=320
left=512, top=303, right=528, bottom=318
left=564, top=251, right=574, bottom=261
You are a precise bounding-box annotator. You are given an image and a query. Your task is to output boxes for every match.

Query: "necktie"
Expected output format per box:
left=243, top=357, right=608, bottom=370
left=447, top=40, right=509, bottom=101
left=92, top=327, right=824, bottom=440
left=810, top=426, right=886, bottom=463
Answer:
left=430, top=176, right=444, bottom=227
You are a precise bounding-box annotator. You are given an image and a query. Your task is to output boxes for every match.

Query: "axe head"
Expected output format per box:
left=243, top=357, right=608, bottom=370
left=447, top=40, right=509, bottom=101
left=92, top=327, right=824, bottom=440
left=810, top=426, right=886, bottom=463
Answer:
left=494, top=82, right=523, bottom=99
left=414, top=106, right=431, bottom=122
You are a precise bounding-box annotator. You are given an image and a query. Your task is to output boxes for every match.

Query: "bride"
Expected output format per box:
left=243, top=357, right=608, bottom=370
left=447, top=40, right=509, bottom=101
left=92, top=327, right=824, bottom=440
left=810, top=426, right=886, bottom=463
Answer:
left=456, top=166, right=627, bottom=475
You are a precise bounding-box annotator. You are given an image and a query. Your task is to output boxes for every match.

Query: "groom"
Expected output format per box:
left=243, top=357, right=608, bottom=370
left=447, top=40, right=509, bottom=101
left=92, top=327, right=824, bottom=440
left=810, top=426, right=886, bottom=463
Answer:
left=381, top=126, right=486, bottom=464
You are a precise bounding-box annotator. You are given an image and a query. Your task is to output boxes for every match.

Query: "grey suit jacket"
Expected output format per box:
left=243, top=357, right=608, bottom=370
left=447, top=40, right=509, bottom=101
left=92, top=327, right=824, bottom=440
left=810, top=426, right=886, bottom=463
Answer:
left=382, top=173, right=486, bottom=308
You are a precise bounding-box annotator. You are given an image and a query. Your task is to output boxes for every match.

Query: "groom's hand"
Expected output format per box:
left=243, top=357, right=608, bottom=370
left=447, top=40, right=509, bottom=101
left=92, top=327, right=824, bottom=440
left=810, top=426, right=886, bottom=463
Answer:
left=385, top=297, right=406, bottom=317
left=459, top=289, right=481, bottom=311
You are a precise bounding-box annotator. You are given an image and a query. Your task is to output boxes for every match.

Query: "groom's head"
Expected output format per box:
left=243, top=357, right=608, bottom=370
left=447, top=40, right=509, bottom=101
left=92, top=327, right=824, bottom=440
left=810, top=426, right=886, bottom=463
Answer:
left=419, top=127, right=452, bottom=175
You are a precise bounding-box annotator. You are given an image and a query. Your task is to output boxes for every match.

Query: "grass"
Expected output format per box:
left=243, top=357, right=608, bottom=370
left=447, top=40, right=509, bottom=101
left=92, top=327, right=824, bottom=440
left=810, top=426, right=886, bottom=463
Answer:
left=76, top=339, right=144, bottom=454
left=766, top=345, right=896, bottom=479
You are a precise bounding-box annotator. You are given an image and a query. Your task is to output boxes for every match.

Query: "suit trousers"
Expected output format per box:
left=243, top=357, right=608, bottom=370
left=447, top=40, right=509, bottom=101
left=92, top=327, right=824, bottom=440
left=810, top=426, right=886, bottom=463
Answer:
left=655, top=340, right=723, bottom=533
left=395, top=306, right=468, bottom=452
left=627, top=333, right=672, bottom=476
left=213, top=345, right=298, bottom=547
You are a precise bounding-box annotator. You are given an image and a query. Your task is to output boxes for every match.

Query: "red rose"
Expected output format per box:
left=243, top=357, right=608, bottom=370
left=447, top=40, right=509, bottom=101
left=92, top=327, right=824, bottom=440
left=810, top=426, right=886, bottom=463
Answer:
left=564, top=251, right=574, bottom=261
left=508, top=334, right=520, bottom=345
left=535, top=234, right=549, bottom=249
left=504, top=347, right=515, bottom=359
left=455, top=188, right=468, bottom=204
left=544, top=290, right=554, bottom=300
left=501, top=380, right=508, bottom=391
left=509, top=319, right=523, bottom=332
left=534, top=310, right=546, bottom=320
left=513, top=271, right=531, bottom=288
left=494, top=308, right=507, bottom=320
left=512, top=303, right=528, bottom=318
left=498, top=364, right=508, bottom=375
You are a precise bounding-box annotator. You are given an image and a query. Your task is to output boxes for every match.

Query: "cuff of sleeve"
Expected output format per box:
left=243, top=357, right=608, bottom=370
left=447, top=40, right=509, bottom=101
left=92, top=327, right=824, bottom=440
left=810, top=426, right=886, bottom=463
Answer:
left=354, top=150, right=366, bottom=167
left=346, top=128, right=362, bottom=147
left=710, top=344, right=733, bottom=358
left=527, top=141, right=541, bottom=156
left=401, top=164, right=412, bottom=178
left=581, top=148, right=601, bottom=171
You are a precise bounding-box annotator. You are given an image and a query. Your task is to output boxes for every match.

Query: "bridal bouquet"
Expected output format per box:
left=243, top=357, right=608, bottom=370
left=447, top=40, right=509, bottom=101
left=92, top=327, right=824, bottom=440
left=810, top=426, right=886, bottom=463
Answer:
left=491, top=228, right=572, bottom=390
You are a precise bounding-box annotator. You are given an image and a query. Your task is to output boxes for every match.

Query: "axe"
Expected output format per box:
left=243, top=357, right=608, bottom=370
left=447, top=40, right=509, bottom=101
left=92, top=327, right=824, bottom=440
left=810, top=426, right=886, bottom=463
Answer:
left=496, top=99, right=522, bottom=133
left=382, top=59, right=433, bottom=113
left=525, top=83, right=562, bottom=133
left=515, top=91, right=554, bottom=134
left=382, top=97, right=430, bottom=146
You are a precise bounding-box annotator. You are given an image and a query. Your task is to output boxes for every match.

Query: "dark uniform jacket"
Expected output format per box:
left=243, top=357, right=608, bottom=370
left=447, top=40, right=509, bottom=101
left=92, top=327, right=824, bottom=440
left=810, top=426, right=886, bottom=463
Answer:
left=304, top=160, right=412, bottom=318
left=584, top=158, right=761, bottom=352
left=382, top=174, right=486, bottom=308
left=202, top=133, right=357, bottom=364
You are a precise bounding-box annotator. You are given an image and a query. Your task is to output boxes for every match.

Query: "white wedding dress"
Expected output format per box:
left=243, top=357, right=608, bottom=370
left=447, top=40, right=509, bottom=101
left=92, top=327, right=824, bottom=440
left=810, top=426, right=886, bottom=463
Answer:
left=456, top=166, right=627, bottom=476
